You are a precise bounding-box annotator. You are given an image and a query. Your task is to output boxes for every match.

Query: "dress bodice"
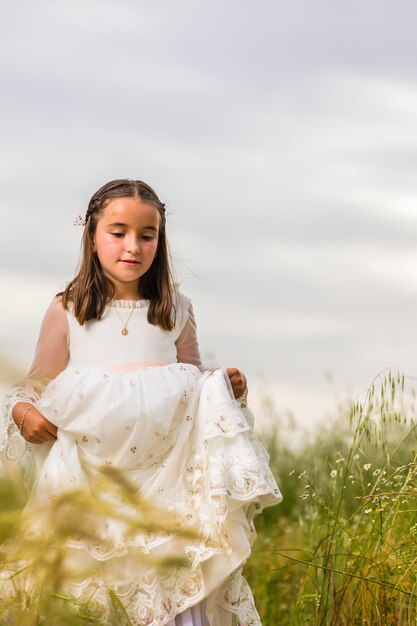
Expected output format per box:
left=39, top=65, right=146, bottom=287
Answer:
left=1, top=290, right=202, bottom=434
left=67, top=294, right=193, bottom=369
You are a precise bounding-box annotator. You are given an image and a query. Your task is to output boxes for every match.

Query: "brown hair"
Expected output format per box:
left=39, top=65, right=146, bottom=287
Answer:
left=60, top=179, right=175, bottom=330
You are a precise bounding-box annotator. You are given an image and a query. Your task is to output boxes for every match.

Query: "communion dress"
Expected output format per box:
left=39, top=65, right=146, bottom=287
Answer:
left=1, top=292, right=282, bottom=626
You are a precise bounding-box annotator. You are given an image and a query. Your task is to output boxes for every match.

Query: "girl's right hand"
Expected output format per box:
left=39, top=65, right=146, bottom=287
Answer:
left=13, top=403, right=58, bottom=444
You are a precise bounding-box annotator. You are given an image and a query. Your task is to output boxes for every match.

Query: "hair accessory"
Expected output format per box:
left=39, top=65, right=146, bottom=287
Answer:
left=73, top=214, right=86, bottom=226
left=19, top=404, right=34, bottom=435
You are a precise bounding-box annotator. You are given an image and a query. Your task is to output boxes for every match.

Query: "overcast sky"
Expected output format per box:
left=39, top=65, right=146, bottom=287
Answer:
left=2, top=0, right=417, bottom=435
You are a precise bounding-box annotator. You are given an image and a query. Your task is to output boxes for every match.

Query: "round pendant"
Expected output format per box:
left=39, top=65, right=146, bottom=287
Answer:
left=121, top=328, right=129, bottom=336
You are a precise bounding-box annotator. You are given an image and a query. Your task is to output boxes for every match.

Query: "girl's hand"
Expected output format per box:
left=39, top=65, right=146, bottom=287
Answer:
left=13, top=403, right=57, bottom=444
left=226, top=367, right=247, bottom=399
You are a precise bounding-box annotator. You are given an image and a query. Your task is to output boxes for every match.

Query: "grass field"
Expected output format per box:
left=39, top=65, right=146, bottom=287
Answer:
left=245, top=370, right=417, bottom=625
left=1, top=369, right=417, bottom=624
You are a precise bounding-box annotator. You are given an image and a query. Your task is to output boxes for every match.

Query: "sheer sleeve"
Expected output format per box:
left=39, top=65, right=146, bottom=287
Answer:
left=175, top=299, right=248, bottom=406
left=175, top=303, right=203, bottom=370
left=1, top=297, right=69, bottom=466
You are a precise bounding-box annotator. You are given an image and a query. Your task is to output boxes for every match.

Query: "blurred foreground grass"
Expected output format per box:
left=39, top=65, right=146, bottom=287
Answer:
left=2, top=369, right=417, bottom=624
left=0, top=467, right=197, bottom=625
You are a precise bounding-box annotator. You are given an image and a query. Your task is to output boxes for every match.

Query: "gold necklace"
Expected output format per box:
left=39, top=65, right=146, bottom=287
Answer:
left=114, top=305, right=135, bottom=335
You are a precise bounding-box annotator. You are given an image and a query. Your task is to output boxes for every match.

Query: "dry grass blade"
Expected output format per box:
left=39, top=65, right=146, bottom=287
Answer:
left=0, top=465, right=205, bottom=624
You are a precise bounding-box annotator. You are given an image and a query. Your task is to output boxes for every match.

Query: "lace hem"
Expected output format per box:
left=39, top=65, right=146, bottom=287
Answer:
left=219, top=570, right=261, bottom=626
left=1, top=560, right=261, bottom=626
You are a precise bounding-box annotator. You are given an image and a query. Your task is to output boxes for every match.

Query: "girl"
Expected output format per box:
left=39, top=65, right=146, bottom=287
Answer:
left=2, top=179, right=282, bottom=626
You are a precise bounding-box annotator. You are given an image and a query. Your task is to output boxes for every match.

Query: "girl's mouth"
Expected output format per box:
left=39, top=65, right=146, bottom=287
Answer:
left=121, top=260, right=140, bottom=266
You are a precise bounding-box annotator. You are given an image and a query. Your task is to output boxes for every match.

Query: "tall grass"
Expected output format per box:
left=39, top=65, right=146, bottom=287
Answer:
left=246, top=370, right=417, bottom=625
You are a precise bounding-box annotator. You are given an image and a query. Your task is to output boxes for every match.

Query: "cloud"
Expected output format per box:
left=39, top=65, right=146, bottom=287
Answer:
left=2, top=0, right=417, bottom=425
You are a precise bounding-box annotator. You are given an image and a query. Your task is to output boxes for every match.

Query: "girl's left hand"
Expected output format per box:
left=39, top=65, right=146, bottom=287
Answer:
left=226, top=368, right=247, bottom=399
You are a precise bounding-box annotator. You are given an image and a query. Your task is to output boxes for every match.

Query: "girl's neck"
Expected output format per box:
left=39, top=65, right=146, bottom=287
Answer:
left=111, top=290, right=143, bottom=301
left=112, top=296, right=144, bottom=302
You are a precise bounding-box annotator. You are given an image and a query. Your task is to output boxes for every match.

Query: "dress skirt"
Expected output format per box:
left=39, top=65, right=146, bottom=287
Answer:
left=2, top=364, right=281, bottom=626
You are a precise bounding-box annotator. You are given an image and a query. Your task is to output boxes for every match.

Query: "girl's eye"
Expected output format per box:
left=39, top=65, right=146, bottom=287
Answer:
left=111, top=232, right=124, bottom=238
left=142, top=235, right=155, bottom=241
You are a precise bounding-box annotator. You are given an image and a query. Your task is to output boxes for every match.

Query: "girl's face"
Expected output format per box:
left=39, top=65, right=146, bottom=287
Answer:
left=93, top=196, right=160, bottom=299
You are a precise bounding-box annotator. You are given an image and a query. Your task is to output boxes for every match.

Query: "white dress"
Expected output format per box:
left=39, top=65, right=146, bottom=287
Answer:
left=1, top=292, right=282, bottom=626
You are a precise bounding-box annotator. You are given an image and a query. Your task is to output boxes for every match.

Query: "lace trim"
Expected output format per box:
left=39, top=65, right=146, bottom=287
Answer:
left=1, top=564, right=261, bottom=626
left=0, top=562, right=205, bottom=626
left=220, top=570, right=262, bottom=626
left=106, top=299, right=149, bottom=309
left=0, top=561, right=262, bottom=626
left=1, top=386, right=39, bottom=467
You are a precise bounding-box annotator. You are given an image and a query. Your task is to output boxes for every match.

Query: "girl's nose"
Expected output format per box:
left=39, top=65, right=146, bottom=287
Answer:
left=126, top=236, right=140, bottom=255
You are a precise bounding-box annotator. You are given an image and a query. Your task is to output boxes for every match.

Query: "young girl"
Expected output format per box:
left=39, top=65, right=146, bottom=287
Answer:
left=2, top=179, right=282, bottom=626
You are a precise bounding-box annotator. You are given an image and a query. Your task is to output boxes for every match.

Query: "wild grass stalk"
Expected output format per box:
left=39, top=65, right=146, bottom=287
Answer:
left=246, top=370, right=417, bottom=625
left=0, top=466, right=198, bottom=625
